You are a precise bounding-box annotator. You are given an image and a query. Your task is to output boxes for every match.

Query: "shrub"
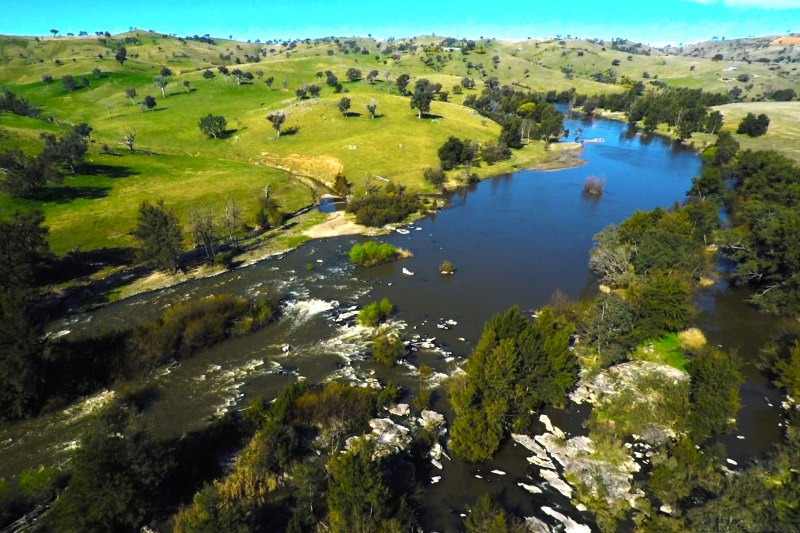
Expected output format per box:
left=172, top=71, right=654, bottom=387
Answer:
left=423, top=167, right=446, bottom=187
left=349, top=241, right=398, bottom=266
left=346, top=184, right=419, bottom=227
left=372, top=334, right=405, bottom=366
left=356, top=298, right=393, bottom=327
left=439, top=260, right=455, bottom=274
left=481, top=142, right=509, bottom=165
left=583, top=176, right=605, bottom=196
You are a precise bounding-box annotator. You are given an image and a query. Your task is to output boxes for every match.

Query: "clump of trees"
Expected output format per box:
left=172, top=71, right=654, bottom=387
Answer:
left=0, top=125, right=90, bottom=198
left=736, top=112, right=770, bottom=137
left=348, top=241, right=399, bottom=266
left=356, top=297, right=393, bottom=327
left=438, top=137, right=476, bottom=171
left=346, top=183, right=419, bottom=227
left=449, top=306, right=577, bottom=461
left=0, top=89, right=40, bottom=117
left=583, top=176, right=605, bottom=196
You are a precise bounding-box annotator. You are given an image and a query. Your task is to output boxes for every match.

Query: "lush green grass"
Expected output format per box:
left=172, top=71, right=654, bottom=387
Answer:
left=631, top=333, right=687, bottom=371
left=2, top=31, right=798, bottom=254
left=714, top=101, right=800, bottom=161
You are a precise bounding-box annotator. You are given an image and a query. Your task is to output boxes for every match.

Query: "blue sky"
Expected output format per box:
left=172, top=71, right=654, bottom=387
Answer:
left=2, top=0, right=798, bottom=45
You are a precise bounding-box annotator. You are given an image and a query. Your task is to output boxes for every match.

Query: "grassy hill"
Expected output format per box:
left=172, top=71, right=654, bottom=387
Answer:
left=1, top=30, right=799, bottom=255
left=713, top=101, right=800, bottom=161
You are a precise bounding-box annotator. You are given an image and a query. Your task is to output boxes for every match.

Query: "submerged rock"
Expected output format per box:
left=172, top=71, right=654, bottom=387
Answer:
left=541, top=506, right=592, bottom=533
left=518, top=482, right=543, bottom=494
left=523, top=516, right=550, bottom=533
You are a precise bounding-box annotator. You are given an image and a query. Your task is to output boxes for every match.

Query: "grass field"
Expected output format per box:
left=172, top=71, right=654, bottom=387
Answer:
left=1, top=30, right=798, bottom=255
left=713, top=101, right=800, bottom=161
left=630, top=333, right=687, bottom=371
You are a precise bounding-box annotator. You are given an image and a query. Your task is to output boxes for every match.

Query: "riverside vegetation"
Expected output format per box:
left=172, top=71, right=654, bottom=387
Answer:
left=1, top=29, right=800, bottom=532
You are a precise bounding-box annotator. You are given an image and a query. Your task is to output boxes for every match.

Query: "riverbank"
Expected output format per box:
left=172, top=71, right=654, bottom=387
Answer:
left=594, top=109, right=717, bottom=151
left=50, top=141, right=587, bottom=312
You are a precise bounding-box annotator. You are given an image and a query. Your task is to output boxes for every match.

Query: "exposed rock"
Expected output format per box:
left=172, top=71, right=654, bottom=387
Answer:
left=539, top=414, right=566, bottom=439
left=540, top=468, right=573, bottom=498
left=541, top=506, right=592, bottom=533
left=523, top=516, right=550, bottom=533
left=387, top=403, right=410, bottom=416
left=419, top=409, right=446, bottom=430
left=491, top=469, right=506, bottom=476
left=660, top=504, right=673, bottom=515
left=431, top=476, right=441, bottom=484
left=518, top=482, right=543, bottom=494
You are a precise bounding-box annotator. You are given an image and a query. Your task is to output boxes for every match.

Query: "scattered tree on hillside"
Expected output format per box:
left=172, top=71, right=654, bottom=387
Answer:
left=267, top=111, right=286, bottom=138
left=142, top=95, right=157, bottom=111
left=115, top=46, right=127, bottom=65
left=338, top=97, right=351, bottom=117
left=346, top=68, right=362, bottom=82
left=264, top=76, right=274, bottom=89
left=395, top=73, right=410, bottom=95
left=295, top=85, right=307, bottom=100
left=366, top=99, right=378, bottom=118
left=92, top=67, right=102, bottom=78
left=198, top=114, right=227, bottom=139
left=125, top=88, right=137, bottom=105
left=153, top=76, right=169, bottom=98
left=61, top=75, right=77, bottom=92
left=159, top=66, right=172, bottom=77
left=736, top=112, right=770, bottom=137
left=122, top=130, right=136, bottom=152
left=231, top=69, right=253, bottom=86
left=182, top=80, right=190, bottom=93
left=41, top=73, right=53, bottom=84
left=308, top=84, right=320, bottom=98
left=49, top=29, right=58, bottom=38
left=366, top=70, right=379, bottom=84
left=133, top=200, right=183, bottom=271
left=202, top=69, right=214, bottom=79
left=410, top=78, right=435, bottom=118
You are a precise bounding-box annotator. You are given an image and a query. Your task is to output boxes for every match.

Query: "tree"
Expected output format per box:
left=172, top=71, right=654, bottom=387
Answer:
left=308, top=84, right=320, bottom=99
left=325, top=70, right=338, bottom=87
left=159, top=66, right=172, bottom=77
left=122, top=130, right=136, bottom=152
left=395, top=73, right=410, bottom=95
left=190, top=207, right=216, bottom=262
left=687, top=347, right=742, bottom=442
left=345, top=68, right=362, bottom=82
left=0, top=208, right=51, bottom=290
left=365, top=99, right=378, bottom=119
left=41, top=73, right=53, bottom=84
left=266, top=111, right=286, bottom=138
left=198, top=114, right=227, bottom=139
left=0, top=149, right=62, bottom=198
left=115, top=46, right=127, bottom=65
left=0, top=288, right=43, bottom=420
left=231, top=69, right=253, bottom=86
left=202, top=69, right=214, bottom=79
left=333, top=173, right=351, bottom=197
left=182, top=80, right=190, bottom=93
left=326, top=439, right=389, bottom=533
left=61, top=75, right=77, bottom=92
left=410, top=79, right=434, bottom=118
left=154, top=76, right=169, bottom=98
left=338, top=97, right=351, bottom=117
left=133, top=200, right=183, bottom=271
left=92, top=67, right=103, bottom=78
left=142, top=95, right=156, bottom=111
left=737, top=112, right=770, bottom=137
left=705, top=110, right=723, bottom=134
left=295, top=85, right=307, bottom=100
left=264, top=76, right=274, bottom=89
left=50, top=29, right=58, bottom=38
left=366, top=70, right=379, bottom=84
left=40, top=130, right=88, bottom=173
left=125, top=88, right=137, bottom=105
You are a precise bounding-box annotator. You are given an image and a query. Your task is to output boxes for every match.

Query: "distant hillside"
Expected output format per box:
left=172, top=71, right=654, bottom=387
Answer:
left=0, top=30, right=798, bottom=254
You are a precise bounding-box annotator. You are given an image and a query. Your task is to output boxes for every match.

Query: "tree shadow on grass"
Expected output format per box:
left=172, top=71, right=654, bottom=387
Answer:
left=281, top=126, right=300, bottom=137
left=37, top=185, right=111, bottom=203
left=343, top=111, right=362, bottom=118
left=75, top=162, right=139, bottom=178
left=421, top=113, right=443, bottom=119
left=218, top=128, right=239, bottom=139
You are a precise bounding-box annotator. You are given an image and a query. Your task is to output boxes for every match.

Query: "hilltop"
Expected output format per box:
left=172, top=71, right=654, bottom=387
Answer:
left=1, top=30, right=799, bottom=258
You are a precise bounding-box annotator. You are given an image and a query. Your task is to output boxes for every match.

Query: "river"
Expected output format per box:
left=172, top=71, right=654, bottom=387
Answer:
left=0, top=112, right=785, bottom=530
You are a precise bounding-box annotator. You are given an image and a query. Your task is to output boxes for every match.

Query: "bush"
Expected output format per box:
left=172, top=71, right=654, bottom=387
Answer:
left=583, top=177, right=605, bottom=196
left=736, top=112, right=770, bottom=137
left=198, top=113, right=227, bottom=138
left=356, top=298, right=393, bottom=327
left=372, top=334, right=405, bottom=366
left=481, top=142, right=509, bottom=165
left=423, top=167, right=446, bottom=187
left=439, top=260, right=455, bottom=274
left=349, top=241, right=398, bottom=266
left=346, top=184, right=419, bottom=227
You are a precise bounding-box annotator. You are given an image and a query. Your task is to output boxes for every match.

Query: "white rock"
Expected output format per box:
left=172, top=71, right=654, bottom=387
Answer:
left=540, top=469, right=573, bottom=498
left=660, top=504, right=673, bottom=515
left=491, top=469, right=506, bottom=476
left=475, top=474, right=483, bottom=479
left=431, top=458, right=443, bottom=470
left=575, top=503, right=588, bottom=512
left=518, top=482, right=543, bottom=494
left=539, top=414, right=566, bottom=439
left=402, top=268, right=414, bottom=276
left=431, top=476, right=441, bottom=484
left=387, top=403, right=410, bottom=416
left=541, top=506, right=592, bottom=533
left=523, top=516, right=550, bottom=533
left=726, top=458, right=738, bottom=466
